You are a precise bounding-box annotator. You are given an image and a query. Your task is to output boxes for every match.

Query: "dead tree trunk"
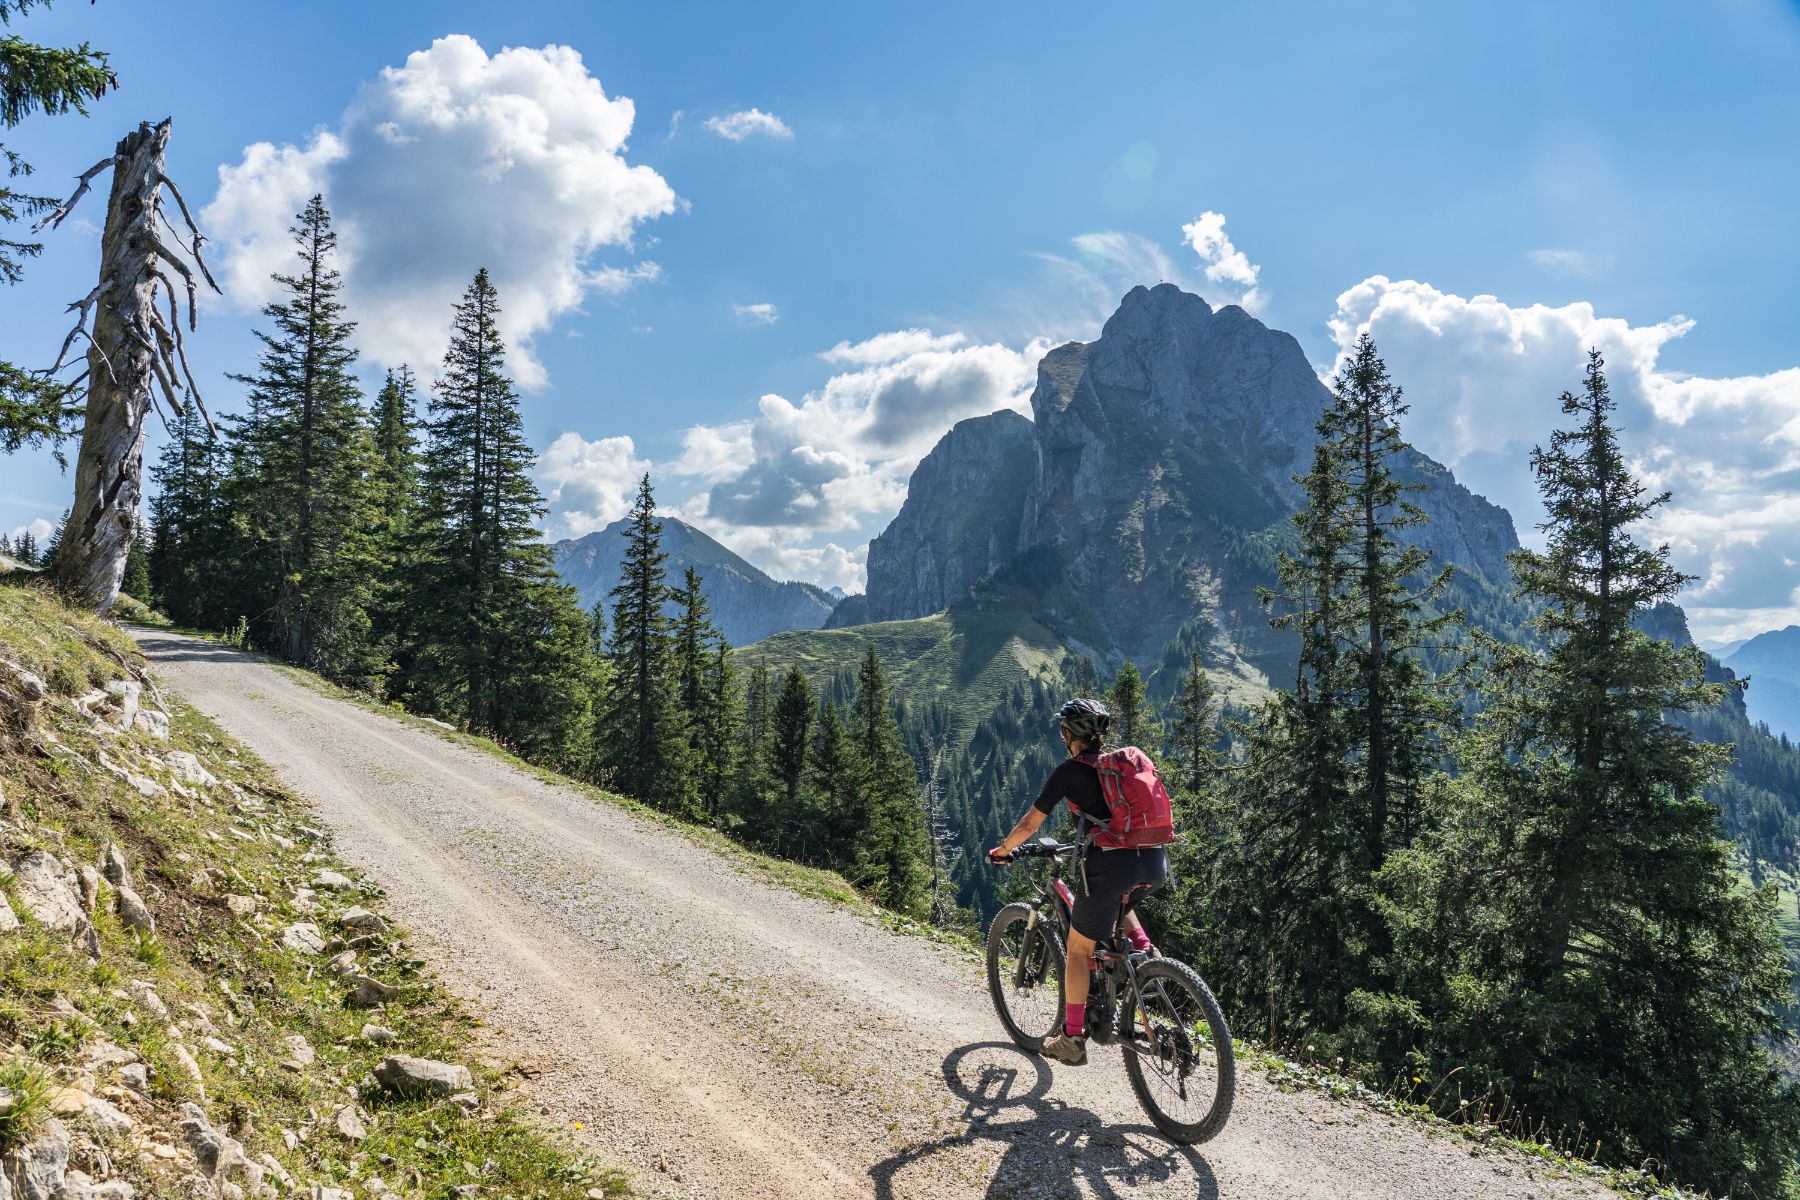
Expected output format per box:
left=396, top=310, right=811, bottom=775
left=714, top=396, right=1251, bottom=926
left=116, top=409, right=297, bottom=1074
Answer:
left=34, top=118, right=218, bottom=611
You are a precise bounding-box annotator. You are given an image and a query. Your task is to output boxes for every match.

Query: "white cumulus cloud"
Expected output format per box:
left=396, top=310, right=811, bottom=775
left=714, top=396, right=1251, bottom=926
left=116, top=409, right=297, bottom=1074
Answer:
left=733, top=302, right=779, bottom=325
left=6, top=518, right=53, bottom=546
left=1180, top=211, right=1264, bottom=312
left=203, top=35, right=677, bottom=390
left=704, top=108, right=793, bottom=142
left=537, top=431, right=652, bottom=540
left=1326, top=275, right=1800, bottom=641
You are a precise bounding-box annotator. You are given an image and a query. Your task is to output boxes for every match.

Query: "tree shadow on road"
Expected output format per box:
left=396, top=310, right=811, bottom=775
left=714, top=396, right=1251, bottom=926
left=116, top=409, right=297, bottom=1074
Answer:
left=869, top=1041, right=1218, bottom=1199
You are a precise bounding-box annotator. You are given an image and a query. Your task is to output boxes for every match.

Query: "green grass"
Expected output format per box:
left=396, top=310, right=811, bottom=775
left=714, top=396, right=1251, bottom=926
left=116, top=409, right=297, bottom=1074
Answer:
left=736, top=597, right=1067, bottom=752
left=0, top=578, right=634, bottom=1198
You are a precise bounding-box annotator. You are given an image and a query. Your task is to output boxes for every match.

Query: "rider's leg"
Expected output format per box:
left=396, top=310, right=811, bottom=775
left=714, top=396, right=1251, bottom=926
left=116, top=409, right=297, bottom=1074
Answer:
left=1063, top=928, right=1096, bottom=1035
left=1120, top=908, right=1155, bottom=953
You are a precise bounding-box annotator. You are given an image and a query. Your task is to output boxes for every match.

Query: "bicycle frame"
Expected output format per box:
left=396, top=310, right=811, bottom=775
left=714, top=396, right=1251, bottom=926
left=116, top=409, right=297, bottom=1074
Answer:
left=1015, top=838, right=1156, bottom=1047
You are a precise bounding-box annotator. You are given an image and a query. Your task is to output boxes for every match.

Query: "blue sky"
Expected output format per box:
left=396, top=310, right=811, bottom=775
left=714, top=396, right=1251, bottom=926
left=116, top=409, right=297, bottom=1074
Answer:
left=4, top=1, right=1799, bottom=640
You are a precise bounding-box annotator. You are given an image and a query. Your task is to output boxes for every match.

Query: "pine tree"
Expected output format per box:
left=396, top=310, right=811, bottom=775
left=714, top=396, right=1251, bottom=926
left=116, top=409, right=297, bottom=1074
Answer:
left=696, top=643, right=740, bottom=820
left=370, top=366, right=419, bottom=529
left=1107, top=660, right=1162, bottom=749
left=406, top=268, right=592, bottom=760
left=1326, top=334, right=1459, bottom=864
left=226, top=195, right=383, bottom=684
left=1164, top=652, right=1225, bottom=799
left=14, top=529, right=36, bottom=565
left=38, top=506, right=65, bottom=571
left=593, top=474, right=693, bottom=811
left=845, top=646, right=930, bottom=915
left=1, top=0, right=113, bottom=453
left=1384, top=352, right=1800, bottom=1196
left=119, top=517, right=149, bottom=600
left=147, top=398, right=231, bottom=627
left=807, top=699, right=856, bottom=863
left=771, top=666, right=813, bottom=804
left=734, top=663, right=774, bottom=821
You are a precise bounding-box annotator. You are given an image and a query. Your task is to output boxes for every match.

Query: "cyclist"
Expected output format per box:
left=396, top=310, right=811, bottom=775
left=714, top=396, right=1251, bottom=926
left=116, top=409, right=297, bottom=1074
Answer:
left=987, top=697, right=1168, bottom=1066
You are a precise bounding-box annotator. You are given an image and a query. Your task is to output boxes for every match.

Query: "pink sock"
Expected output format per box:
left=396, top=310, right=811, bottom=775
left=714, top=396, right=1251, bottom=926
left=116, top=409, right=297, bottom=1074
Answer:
left=1127, top=927, right=1154, bottom=953
left=1064, top=1002, right=1086, bottom=1037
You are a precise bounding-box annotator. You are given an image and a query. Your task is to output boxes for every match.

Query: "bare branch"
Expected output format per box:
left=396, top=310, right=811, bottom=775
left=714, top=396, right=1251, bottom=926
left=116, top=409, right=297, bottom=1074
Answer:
left=148, top=237, right=205, bottom=331
left=154, top=172, right=222, bottom=294
left=45, top=280, right=111, bottom=375
left=146, top=344, right=186, bottom=417
left=33, top=157, right=120, bottom=234
left=152, top=272, right=213, bottom=433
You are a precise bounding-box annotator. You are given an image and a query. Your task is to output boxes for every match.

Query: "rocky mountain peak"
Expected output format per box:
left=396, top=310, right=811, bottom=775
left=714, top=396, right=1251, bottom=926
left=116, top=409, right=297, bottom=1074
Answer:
left=850, top=284, right=1524, bottom=677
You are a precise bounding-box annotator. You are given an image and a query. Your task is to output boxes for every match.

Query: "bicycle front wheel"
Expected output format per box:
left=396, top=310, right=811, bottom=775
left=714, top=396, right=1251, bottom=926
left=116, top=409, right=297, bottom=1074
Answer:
left=986, top=903, right=1063, bottom=1052
left=1121, top=957, right=1235, bottom=1144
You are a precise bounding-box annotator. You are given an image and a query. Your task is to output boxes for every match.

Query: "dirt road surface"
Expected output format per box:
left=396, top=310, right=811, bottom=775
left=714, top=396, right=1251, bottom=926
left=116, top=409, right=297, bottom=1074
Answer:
left=137, top=629, right=1614, bottom=1200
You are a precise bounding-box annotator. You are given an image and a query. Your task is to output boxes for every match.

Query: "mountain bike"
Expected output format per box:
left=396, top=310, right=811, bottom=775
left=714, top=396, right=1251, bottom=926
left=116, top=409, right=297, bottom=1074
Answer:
left=986, top=836, right=1234, bottom=1144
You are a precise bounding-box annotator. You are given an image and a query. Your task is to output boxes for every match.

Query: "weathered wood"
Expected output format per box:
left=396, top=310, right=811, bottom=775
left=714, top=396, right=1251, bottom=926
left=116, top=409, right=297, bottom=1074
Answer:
left=49, top=119, right=218, bottom=611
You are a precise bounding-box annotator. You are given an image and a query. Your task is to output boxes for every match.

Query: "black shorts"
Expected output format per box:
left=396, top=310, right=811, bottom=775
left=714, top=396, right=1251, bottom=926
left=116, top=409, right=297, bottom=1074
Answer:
left=1071, top=845, right=1168, bottom=942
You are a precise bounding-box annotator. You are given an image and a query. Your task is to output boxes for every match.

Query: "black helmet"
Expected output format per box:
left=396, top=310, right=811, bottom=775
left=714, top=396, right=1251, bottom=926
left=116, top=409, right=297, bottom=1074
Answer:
left=1055, top=697, right=1110, bottom=744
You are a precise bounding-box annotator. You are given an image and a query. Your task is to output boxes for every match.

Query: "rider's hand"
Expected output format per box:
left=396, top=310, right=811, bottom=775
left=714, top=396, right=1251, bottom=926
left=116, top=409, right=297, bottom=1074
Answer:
left=987, top=845, right=1013, bottom=864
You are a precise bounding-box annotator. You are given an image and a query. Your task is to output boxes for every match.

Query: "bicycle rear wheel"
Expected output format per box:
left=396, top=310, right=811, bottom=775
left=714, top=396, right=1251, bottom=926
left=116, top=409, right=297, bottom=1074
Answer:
left=1121, top=957, right=1235, bottom=1144
left=986, top=903, right=1063, bottom=1051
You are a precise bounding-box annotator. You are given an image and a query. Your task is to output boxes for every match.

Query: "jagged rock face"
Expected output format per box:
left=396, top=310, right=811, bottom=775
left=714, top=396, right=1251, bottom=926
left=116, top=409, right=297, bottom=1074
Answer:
left=553, top=516, right=837, bottom=648
left=856, top=283, right=1521, bottom=672
left=835, top=410, right=1036, bottom=627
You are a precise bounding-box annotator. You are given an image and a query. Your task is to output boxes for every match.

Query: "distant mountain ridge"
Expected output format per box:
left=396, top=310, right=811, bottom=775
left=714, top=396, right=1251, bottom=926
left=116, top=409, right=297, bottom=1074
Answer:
left=552, top=517, right=837, bottom=647
left=1726, top=626, right=1800, bottom=741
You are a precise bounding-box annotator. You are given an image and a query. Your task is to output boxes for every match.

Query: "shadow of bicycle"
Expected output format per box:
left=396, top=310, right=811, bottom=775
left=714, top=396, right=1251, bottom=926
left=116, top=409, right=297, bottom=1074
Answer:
left=868, top=1041, right=1219, bottom=1199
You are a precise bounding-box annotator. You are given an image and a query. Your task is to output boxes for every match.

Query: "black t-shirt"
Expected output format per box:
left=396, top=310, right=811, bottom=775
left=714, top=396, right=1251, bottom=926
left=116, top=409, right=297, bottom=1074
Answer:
left=1032, top=756, right=1109, bottom=824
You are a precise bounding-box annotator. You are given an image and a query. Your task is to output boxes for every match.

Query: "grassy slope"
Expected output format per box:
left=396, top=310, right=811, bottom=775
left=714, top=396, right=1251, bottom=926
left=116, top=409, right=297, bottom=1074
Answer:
left=0, top=580, right=629, bottom=1197
left=735, top=596, right=1068, bottom=751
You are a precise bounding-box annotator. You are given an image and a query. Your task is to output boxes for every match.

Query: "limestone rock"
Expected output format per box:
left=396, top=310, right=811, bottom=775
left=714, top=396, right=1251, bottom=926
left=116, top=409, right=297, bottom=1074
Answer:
left=332, top=1105, right=366, bottom=1142
left=133, top=708, right=171, bottom=740
left=0, top=896, right=18, bottom=933
left=1, top=1118, right=70, bottom=1200
left=177, top=1103, right=262, bottom=1194
left=224, top=895, right=258, bottom=917
left=160, top=751, right=216, bottom=789
left=323, top=950, right=357, bottom=978
left=336, top=907, right=387, bottom=934
left=309, top=869, right=354, bottom=891
left=280, top=923, right=326, bottom=955
left=357, top=1023, right=397, bottom=1045
left=118, top=1063, right=148, bottom=1093
left=347, top=975, right=399, bottom=1008
left=114, top=885, right=154, bottom=933
left=100, top=844, right=131, bottom=890
left=372, top=1055, right=473, bottom=1098
left=75, top=1095, right=134, bottom=1137
left=10, top=851, right=83, bottom=932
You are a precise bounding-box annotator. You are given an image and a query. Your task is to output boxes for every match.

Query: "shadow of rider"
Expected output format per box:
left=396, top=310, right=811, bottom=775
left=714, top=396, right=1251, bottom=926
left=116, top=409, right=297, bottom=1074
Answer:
left=868, top=1041, right=1219, bottom=1200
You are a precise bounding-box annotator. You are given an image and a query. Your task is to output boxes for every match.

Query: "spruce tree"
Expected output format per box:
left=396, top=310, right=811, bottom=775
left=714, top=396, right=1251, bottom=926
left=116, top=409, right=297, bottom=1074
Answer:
left=226, top=195, right=383, bottom=684
left=119, top=518, right=149, bottom=600
left=696, top=643, right=740, bottom=819
left=147, top=398, right=230, bottom=627
left=0, top=0, right=113, bottom=453
left=370, top=366, right=419, bottom=529
left=771, top=666, right=813, bottom=804
left=1326, top=334, right=1459, bottom=864
left=593, top=474, right=693, bottom=811
left=1384, top=353, right=1800, bottom=1196
left=845, top=645, right=930, bottom=915
left=807, top=699, right=856, bottom=863
left=13, top=529, right=35, bottom=565
left=1106, top=660, right=1161, bottom=750
left=734, top=663, right=774, bottom=820
left=1164, top=651, right=1225, bottom=799
left=406, top=269, right=592, bottom=759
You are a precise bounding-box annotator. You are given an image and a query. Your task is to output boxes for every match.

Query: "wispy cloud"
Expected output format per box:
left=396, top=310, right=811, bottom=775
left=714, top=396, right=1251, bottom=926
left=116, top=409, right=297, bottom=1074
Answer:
left=705, top=108, right=793, bottom=142
left=733, top=301, right=779, bottom=325
left=1527, top=247, right=1614, bottom=278
left=1181, top=211, right=1264, bottom=312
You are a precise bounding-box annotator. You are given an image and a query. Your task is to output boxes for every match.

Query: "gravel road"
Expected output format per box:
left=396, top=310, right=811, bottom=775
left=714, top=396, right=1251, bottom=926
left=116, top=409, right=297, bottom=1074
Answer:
left=137, top=628, right=1616, bottom=1200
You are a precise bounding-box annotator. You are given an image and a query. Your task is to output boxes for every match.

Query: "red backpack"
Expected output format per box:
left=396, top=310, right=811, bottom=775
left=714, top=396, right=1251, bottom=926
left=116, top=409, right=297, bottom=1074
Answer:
left=1072, top=746, right=1175, bottom=849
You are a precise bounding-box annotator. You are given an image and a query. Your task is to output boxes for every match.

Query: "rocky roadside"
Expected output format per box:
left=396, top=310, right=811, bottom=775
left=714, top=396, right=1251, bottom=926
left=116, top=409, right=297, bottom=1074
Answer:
left=0, top=582, right=628, bottom=1200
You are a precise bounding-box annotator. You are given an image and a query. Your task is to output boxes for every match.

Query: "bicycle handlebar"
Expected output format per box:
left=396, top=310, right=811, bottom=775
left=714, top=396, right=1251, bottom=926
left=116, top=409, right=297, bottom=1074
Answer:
left=988, top=839, right=1076, bottom=865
